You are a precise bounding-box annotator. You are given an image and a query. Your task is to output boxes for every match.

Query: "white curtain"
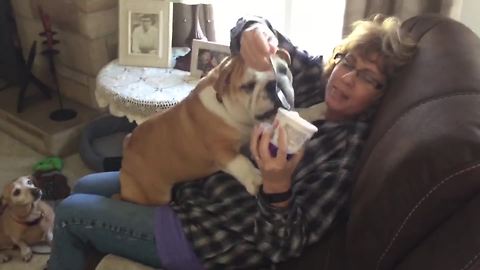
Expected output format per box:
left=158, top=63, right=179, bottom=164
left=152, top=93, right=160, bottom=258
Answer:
left=343, top=0, right=464, bottom=35
left=213, top=0, right=346, bottom=57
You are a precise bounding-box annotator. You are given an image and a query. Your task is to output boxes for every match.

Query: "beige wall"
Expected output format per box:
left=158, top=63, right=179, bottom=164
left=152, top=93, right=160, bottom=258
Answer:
left=460, top=0, right=480, bottom=37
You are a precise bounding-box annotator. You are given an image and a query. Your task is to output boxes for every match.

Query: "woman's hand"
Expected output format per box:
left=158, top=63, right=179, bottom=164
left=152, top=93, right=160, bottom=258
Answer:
left=250, top=123, right=304, bottom=195
left=240, top=24, right=278, bottom=71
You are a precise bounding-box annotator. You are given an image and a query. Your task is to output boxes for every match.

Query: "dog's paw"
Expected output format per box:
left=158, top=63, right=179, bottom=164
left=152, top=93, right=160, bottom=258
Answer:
left=21, top=247, right=33, bottom=262
left=245, top=181, right=260, bottom=195
left=0, top=253, right=11, bottom=263
left=244, top=172, right=262, bottom=196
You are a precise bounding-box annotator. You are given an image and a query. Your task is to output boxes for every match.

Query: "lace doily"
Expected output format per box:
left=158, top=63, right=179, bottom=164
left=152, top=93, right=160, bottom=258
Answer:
left=95, top=60, right=199, bottom=123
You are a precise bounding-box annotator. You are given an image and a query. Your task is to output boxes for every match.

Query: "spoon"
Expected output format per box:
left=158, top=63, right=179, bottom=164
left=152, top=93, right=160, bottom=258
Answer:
left=269, top=56, right=291, bottom=110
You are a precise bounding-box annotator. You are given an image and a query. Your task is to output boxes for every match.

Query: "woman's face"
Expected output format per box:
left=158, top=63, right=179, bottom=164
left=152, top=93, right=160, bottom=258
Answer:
left=325, top=52, right=385, bottom=121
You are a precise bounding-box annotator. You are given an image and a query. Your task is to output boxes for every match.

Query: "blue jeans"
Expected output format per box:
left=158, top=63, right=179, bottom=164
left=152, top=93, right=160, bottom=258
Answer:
left=47, top=172, right=162, bottom=270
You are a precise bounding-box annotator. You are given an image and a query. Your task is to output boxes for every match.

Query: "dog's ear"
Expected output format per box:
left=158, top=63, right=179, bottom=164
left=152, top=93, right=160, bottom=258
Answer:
left=276, top=49, right=291, bottom=66
left=0, top=196, right=7, bottom=214
left=1, top=180, right=15, bottom=203
left=27, top=175, right=37, bottom=184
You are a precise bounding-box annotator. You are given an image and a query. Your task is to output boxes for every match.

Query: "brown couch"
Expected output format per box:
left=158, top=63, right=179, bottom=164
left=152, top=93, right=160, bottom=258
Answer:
left=96, top=14, right=480, bottom=270
left=277, top=13, right=480, bottom=270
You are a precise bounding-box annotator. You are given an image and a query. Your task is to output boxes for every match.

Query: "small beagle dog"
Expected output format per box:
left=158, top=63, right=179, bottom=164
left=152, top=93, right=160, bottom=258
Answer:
left=0, top=176, right=54, bottom=263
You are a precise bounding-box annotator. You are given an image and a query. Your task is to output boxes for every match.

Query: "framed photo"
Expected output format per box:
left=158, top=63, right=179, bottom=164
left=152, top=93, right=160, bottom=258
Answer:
left=190, top=39, right=230, bottom=78
left=118, top=0, right=173, bottom=67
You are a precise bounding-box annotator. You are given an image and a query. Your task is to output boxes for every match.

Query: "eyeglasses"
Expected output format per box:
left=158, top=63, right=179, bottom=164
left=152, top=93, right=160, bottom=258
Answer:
left=334, top=53, right=384, bottom=91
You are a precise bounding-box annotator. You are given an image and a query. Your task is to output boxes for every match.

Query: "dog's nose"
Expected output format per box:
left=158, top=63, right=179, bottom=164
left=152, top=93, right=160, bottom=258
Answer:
left=31, top=188, right=43, bottom=200
left=266, top=80, right=276, bottom=92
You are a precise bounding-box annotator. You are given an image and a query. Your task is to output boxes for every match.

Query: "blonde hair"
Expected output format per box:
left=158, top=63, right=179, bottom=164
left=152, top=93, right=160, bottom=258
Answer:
left=324, top=14, right=417, bottom=83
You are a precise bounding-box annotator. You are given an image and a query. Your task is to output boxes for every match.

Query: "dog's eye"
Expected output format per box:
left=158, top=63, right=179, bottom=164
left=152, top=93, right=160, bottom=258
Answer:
left=240, top=81, right=256, bottom=92
left=277, top=65, right=288, bottom=75
left=13, top=189, right=21, bottom=196
left=27, top=180, right=33, bottom=185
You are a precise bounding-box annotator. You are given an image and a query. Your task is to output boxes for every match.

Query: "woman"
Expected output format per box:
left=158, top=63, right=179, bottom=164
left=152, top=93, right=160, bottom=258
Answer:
left=47, top=14, right=416, bottom=270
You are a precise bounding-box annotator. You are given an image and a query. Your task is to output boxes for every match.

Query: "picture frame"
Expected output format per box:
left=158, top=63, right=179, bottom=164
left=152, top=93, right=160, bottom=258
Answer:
left=118, top=0, right=173, bottom=68
left=190, top=39, right=230, bottom=78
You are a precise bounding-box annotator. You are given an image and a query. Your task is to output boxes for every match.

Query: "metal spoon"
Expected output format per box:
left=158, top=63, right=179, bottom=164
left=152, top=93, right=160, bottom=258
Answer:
left=269, top=56, right=291, bottom=110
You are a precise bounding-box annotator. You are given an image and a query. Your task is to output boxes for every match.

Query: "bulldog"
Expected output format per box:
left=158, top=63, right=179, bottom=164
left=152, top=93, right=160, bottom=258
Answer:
left=120, top=49, right=294, bottom=205
left=0, top=176, right=54, bottom=263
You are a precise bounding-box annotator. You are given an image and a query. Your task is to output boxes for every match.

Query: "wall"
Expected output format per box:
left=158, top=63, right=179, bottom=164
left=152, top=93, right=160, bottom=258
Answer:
left=460, top=0, right=480, bottom=37
left=10, top=0, right=118, bottom=110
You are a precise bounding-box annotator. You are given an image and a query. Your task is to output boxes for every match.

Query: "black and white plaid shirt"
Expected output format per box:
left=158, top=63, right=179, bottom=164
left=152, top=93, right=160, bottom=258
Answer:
left=169, top=17, right=370, bottom=269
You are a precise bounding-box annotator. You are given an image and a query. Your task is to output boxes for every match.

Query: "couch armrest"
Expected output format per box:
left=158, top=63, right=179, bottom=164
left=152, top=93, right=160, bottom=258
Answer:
left=346, top=14, right=480, bottom=270
left=395, top=192, right=480, bottom=270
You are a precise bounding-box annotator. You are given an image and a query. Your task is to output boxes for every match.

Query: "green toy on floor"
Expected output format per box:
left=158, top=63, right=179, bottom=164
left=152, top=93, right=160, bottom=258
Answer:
left=32, top=156, right=71, bottom=201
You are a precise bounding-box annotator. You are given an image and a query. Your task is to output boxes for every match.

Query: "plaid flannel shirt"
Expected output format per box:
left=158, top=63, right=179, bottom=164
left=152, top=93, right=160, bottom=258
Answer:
left=169, top=16, right=370, bottom=269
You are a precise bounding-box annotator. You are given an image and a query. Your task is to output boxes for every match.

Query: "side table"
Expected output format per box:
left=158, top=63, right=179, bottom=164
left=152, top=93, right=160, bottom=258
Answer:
left=95, top=59, right=199, bottom=123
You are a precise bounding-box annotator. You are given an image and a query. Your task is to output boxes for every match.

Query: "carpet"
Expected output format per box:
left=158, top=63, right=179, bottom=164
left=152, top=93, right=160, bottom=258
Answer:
left=0, top=130, right=92, bottom=270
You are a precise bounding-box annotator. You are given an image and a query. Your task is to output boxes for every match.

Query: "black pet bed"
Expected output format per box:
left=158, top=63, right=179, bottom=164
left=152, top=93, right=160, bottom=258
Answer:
left=79, top=115, right=136, bottom=172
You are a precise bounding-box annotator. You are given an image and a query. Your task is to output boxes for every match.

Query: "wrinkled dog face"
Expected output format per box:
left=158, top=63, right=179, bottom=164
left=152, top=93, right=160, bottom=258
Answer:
left=2, top=176, right=42, bottom=206
left=215, top=50, right=294, bottom=124
left=246, top=54, right=294, bottom=122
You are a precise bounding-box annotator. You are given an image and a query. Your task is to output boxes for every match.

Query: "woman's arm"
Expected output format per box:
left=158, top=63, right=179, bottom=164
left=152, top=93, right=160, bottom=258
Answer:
left=253, top=120, right=369, bottom=262
left=167, top=120, right=369, bottom=268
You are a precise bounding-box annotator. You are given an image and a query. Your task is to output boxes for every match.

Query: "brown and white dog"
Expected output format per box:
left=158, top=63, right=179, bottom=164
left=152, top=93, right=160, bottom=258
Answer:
left=0, top=176, right=54, bottom=263
left=120, top=50, right=294, bottom=205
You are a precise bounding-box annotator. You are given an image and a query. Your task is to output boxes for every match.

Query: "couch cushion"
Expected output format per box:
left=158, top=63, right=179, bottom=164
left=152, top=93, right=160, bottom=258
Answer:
left=347, top=14, right=480, bottom=270
left=96, top=254, right=157, bottom=270
left=395, top=192, right=480, bottom=270
left=277, top=222, right=348, bottom=270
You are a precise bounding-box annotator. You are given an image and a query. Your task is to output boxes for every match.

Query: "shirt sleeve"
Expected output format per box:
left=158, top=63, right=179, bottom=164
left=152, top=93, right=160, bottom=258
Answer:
left=254, top=120, right=369, bottom=262
left=229, top=16, right=325, bottom=108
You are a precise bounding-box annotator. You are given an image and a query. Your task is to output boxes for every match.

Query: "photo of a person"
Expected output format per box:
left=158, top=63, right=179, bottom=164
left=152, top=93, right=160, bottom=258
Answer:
left=197, top=49, right=230, bottom=77
left=130, top=13, right=159, bottom=55
left=197, top=50, right=214, bottom=77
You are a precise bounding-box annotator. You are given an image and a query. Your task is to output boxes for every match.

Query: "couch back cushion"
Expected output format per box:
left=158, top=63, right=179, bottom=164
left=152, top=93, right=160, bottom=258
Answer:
left=347, top=14, right=480, bottom=270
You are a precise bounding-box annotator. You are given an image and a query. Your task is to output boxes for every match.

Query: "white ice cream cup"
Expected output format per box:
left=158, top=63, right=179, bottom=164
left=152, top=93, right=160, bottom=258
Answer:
left=270, top=108, right=318, bottom=154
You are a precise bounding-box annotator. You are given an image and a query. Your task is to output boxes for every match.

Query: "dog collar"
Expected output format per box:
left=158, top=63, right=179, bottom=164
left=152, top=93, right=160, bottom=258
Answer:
left=11, top=211, right=44, bottom=227
left=20, top=215, right=44, bottom=226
